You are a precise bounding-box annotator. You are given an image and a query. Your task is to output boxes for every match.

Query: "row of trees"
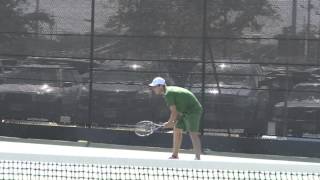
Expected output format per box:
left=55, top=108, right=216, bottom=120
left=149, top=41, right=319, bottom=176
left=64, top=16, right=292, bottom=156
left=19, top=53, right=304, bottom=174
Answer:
left=1, top=0, right=277, bottom=56
left=104, top=0, right=277, bottom=58
left=103, top=0, right=278, bottom=84
left=0, top=0, right=53, bottom=55
left=5, top=0, right=319, bottom=65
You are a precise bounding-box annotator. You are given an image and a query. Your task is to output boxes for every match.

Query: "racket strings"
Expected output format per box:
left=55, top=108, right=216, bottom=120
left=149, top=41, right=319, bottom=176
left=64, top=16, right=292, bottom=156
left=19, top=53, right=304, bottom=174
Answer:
left=135, top=121, right=160, bottom=136
left=135, top=123, right=153, bottom=136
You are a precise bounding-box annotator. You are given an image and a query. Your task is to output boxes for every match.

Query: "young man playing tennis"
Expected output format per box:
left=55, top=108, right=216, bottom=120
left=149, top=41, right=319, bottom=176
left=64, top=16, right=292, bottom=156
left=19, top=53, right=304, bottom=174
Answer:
left=149, top=77, right=203, bottom=160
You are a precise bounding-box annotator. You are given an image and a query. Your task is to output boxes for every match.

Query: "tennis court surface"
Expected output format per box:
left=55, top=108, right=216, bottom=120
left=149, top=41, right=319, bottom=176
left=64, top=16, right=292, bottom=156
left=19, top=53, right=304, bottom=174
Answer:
left=0, top=137, right=319, bottom=180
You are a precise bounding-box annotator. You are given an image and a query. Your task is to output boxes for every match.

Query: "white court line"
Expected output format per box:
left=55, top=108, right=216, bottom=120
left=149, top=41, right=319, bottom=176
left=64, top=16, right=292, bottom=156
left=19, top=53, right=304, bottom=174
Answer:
left=0, top=141, right=319, bottom=173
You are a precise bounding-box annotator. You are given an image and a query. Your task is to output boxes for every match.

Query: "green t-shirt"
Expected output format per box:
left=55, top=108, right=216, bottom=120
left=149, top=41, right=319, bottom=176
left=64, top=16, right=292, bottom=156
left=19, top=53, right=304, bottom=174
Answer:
left=164, top=86, right=202, bottom=114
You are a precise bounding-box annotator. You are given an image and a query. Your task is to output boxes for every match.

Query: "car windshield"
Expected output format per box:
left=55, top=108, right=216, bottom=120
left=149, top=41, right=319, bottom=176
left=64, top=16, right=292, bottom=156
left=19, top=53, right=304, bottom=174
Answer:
left=4, top=68, right=58, bottom=86
left=93, top=71, right=152, bottom=84
left=289, top=85, right=320, bottom=101
left=187, top=63, right=254, bottom=87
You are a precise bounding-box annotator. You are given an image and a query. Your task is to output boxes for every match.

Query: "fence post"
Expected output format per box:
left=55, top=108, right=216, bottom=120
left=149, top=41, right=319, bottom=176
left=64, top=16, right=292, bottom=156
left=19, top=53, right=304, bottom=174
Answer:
left=200, top=0, right=208, bottom=136
left=88, top=0, right=96, bottom=128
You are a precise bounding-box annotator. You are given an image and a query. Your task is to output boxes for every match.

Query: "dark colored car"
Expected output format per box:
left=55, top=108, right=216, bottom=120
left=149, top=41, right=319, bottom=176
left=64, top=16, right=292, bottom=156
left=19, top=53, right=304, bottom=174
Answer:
left=304, top=67, right=320, bottom=81
left=270, top=82, right=320, bottom=137
left=185, top=62, right=269, bottom=136
left=0, top=64, right=88, bottom=124
left=261, top=65, right=318, bottom=104
left=0, top=58, right=18, bottom=73
left=86, top=63, right=170, bottom=127
left=24, top=56, right=100, bottom=74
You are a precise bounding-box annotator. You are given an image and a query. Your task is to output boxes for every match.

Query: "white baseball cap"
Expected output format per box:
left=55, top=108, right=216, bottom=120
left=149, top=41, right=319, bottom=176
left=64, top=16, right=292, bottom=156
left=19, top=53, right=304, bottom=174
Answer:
left=148, top=77, right=166, bottom=87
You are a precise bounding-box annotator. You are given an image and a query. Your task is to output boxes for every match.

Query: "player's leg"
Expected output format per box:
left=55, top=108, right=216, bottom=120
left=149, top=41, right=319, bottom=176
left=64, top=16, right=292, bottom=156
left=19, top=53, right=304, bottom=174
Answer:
left=184, top=113, right=202, bottom=160
left=171, top=115, right=185, bottom=159
left=189, top=132, right=201, bottom=160
left=171, top=127, right=183, bottom=159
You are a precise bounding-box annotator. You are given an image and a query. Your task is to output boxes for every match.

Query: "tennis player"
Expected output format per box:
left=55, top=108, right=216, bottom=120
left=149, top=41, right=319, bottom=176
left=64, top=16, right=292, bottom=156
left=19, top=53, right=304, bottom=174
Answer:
left=149, top=77, right=203, bottom=160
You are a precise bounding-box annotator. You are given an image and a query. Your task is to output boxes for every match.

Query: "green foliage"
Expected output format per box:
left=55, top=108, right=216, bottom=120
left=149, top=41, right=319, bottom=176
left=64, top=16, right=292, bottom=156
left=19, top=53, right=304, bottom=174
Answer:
left=0, top=0, right=54, bottom=42
left=104, top=0, right=278, bottom=85
left=0, top=0, right=27, bottom=34
left=105, top=0, right=276, bottom=58
left=208, top=0, right=277, bottom=36
left=105, top=0, right=203, bottom=59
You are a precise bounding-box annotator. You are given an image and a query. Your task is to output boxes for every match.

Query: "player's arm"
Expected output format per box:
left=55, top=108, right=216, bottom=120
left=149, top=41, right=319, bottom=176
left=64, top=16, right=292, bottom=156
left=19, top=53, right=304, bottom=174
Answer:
left=164, top=105, right=178, bottom=128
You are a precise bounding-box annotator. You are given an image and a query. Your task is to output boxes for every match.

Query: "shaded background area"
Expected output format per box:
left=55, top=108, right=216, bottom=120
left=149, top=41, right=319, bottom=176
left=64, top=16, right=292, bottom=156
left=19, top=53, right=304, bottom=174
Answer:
left=0, top=123, right=320, bottom=158
left=0, top=0, right=320, bottom=155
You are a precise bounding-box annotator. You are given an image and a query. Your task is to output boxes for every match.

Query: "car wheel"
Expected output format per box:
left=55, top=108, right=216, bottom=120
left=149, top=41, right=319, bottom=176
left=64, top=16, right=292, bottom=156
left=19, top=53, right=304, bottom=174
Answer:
left=243, top=102, right=267, bottom=137
left=52, top=100, right=63, bottom=124
left=290, top=123, right=303, bottom=137
left=72, top=113, right=86, bottom=126
left=69, top=102, right=88, bottom=126
left=243, top=127, right=262, bottom=137
left=291, top=130, right=303, bottom=138
left=275, top=121, right=287, bottom=137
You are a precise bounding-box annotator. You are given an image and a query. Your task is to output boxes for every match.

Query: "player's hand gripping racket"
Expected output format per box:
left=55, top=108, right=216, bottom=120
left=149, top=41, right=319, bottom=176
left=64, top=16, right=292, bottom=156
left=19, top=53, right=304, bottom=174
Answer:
left=135, top=120, right=165, bottom=137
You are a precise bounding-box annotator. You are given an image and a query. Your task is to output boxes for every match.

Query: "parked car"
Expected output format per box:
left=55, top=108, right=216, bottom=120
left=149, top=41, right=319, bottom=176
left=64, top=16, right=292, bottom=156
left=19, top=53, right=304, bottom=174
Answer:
left=0, top=64, right=88, bottom=124
left=23, top=56, right=100, bottom=74
left=84, top=62, right=171, bottom=127
left=304, top=67, right=320, bottom=81
left=185, top=62, right=269, bottom=136
left=0, top=58, right=18, bottom=78
left=261, top=65, right=317, bottom=103
left=261, top=65, right=319, bottom=128
left=269, top=82, right=320, bottom=137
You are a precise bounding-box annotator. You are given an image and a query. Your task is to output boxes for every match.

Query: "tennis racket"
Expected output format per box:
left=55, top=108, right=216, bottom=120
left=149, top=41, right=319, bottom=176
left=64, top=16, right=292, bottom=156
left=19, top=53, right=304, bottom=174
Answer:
left=134, top=120, right=165, bottom=137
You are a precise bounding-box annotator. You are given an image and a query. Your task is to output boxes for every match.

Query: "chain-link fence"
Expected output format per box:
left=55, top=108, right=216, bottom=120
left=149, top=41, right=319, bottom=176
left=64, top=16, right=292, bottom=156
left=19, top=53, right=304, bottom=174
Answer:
left=0, top=0, right=320, bottom=138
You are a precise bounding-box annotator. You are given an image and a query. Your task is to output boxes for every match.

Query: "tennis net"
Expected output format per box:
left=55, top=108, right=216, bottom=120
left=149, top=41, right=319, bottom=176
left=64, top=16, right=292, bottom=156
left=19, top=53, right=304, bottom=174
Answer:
left=0, top=140, right=319, bottom=180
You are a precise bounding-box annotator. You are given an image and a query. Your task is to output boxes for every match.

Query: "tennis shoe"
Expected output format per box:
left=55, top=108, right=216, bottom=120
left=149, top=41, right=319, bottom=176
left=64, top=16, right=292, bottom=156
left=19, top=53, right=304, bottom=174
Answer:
left=168, top=155, right=179, bottom=159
